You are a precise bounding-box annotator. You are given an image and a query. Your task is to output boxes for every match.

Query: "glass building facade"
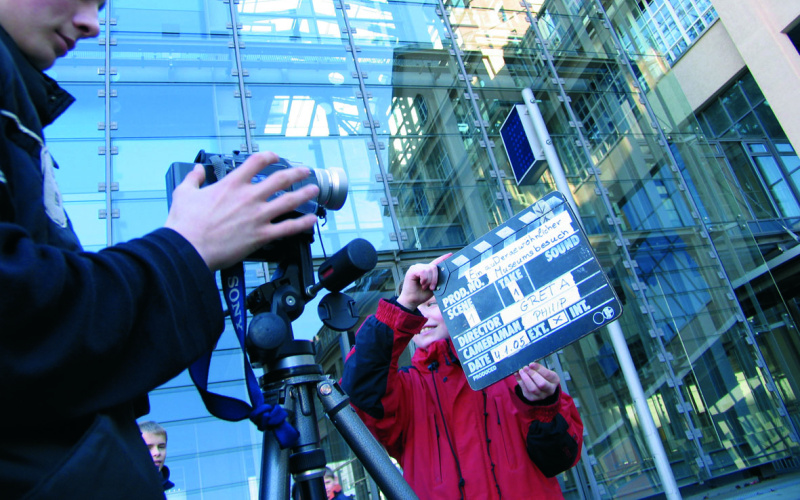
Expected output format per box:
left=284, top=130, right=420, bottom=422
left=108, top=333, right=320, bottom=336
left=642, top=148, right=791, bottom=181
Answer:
left=47, top=0, right=800, bottom=498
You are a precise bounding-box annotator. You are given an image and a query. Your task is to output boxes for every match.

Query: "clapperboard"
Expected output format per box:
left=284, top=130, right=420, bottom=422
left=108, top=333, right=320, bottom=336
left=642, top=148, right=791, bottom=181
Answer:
left=433, top=191, right=622, bottom=390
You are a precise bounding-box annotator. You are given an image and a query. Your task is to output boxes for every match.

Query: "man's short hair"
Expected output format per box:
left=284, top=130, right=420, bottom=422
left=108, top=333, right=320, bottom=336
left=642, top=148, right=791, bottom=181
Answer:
left=138, top=420, right=167, bottom=439
left=323, top=467, right=336, bottom=480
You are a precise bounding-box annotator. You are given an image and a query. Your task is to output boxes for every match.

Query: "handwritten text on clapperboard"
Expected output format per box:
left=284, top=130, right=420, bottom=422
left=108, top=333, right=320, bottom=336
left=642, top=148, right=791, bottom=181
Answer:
left=442, top=210, right=599, bottom=382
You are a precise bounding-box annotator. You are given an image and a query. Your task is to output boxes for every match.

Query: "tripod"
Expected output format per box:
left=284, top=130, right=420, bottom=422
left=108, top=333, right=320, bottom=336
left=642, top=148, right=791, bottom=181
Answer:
left=244, top=234, right=418, bottom=500
left=257, top=341, right=416, bottom=500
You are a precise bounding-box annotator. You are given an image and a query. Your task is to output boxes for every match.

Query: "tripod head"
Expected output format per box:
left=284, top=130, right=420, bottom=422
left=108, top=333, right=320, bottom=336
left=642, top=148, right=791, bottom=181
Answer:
left=244, top=232, right=377, bottom=368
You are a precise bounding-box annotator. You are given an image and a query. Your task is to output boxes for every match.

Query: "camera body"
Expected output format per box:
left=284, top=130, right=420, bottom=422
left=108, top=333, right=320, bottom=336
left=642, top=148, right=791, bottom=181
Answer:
left=166, top=150, right=348, bottom=217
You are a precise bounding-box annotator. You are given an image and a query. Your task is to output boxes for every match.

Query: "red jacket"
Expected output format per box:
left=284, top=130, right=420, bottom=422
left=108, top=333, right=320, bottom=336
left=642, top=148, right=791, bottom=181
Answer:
left=342, top=299, right=583, bottom=500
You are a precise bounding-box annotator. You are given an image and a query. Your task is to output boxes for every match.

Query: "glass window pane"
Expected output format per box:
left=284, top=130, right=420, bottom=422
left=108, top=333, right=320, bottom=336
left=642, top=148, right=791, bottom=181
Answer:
left=747, top=143, right=768, bottom=153
left=781, top=153, right=800, bottom=179
left=111, top=0, right=232, bottom=34
left=112, top=196, right=169, bottom=241
left=754, top=102, right=786, bottom=140
left=755, top=156, right=800, bottom=217
left=703, top=100, right=732, bottom=136
left=771, top=182, right=800, bottom=217
left=62, top=197, right=108, bottom=250
left=112, top=35, right=239, bottom=84
left=790, top=170, right=800, bottom=198
left=114, top=138, right=245, bottom=193
left=248, top=47, right=356, bottom=86
left=237, top=1, right=344, bottom=44
left=248, top=85, right=368, bottom=136
left=50, top=140, right=107, bottom=194
left=733, top=112, right=763, bottom=137
left=739, top=71, right=764, bottom=103
left=45, top=84, right=105, bottom=140
left=47, top=40, right=105, bottom=82
left=111, top=84, right=242, bottom=138
left=349, top=2, right=447, bottom=47
left=721, top=142, right=777, bottom=218
left=721, top=84, right=748, bottom=122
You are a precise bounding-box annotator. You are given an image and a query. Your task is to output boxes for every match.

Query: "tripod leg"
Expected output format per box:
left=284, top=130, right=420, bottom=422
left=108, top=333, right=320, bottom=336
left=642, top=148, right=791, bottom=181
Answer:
left=316, top=379, right=419, bottom=500
left=261, top=381, right=327, bottom=500
left=287, top=382, right=327, bottom=500
left=260, top=431, right=289, bottom=500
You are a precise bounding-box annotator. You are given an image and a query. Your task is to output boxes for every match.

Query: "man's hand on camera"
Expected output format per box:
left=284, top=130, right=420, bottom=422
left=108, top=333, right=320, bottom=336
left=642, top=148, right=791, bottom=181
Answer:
left=165, top=152, right=319, bottom=271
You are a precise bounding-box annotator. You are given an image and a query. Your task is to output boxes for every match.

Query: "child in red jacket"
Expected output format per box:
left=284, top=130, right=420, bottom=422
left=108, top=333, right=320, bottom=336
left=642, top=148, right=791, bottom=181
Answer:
left=342, top=255, right=584, bottom=499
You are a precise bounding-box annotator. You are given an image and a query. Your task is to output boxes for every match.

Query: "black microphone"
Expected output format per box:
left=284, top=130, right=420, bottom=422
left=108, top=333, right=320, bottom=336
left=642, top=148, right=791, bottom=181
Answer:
left=306, top=238, right=377, bottom=296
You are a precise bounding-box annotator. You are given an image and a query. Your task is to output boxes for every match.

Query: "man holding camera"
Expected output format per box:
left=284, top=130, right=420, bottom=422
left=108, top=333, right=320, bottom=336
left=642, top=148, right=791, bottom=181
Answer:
left=0, top=1, right=319, bottom=498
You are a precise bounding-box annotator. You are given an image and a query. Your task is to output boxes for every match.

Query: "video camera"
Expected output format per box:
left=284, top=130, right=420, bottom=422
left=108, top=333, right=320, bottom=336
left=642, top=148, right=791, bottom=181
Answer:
left=167, top=149, right=348, bottom=217
left=166, top=150, right=349, bottom=262
left=165, top=149, right=374, bottom=328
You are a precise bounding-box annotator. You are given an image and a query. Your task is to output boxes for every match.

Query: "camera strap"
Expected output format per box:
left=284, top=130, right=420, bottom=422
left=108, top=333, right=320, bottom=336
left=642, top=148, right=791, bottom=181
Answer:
left=188, top=262, right=299, bottom=448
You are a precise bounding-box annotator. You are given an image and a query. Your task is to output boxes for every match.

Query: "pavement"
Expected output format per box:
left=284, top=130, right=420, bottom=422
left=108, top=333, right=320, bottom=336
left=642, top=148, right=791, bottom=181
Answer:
left=683, top=471, right=800, bottom=500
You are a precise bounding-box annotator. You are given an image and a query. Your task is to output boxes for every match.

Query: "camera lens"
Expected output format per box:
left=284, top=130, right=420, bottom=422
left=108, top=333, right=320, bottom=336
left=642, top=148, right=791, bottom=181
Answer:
left=312, top=167, right=348, bottom=211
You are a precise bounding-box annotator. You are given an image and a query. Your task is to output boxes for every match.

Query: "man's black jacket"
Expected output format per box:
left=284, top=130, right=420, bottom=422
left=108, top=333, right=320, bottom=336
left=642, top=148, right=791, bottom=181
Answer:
left=0, top=26, right=223, bottom=499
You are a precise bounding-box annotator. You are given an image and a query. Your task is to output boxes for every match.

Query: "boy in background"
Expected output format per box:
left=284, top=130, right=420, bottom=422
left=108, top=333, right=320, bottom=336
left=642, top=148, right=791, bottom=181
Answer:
left=139, top=422, right=174, bottom=491
left=323, top=467, right=352, bottom=500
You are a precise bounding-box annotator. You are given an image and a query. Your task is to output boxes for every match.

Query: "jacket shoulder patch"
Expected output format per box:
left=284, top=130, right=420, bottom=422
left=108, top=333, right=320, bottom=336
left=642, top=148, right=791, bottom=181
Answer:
left=0, top=109, right=68, bottom=228
left=41, top=146, right=67, bottom=228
